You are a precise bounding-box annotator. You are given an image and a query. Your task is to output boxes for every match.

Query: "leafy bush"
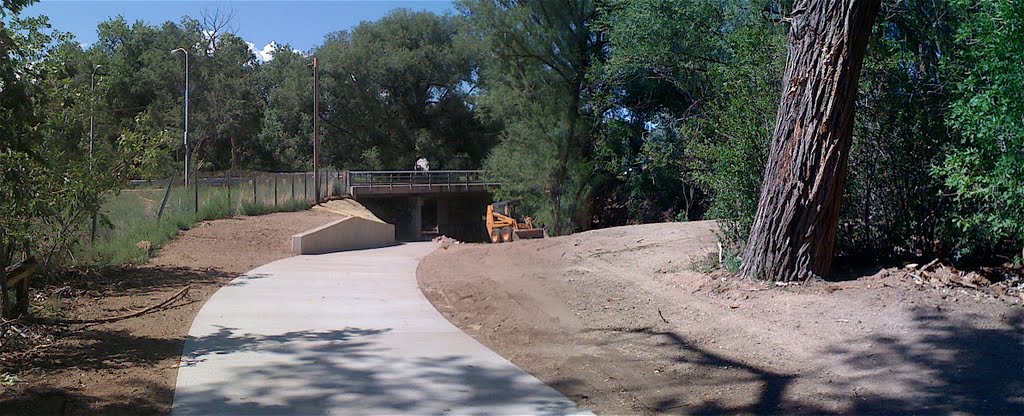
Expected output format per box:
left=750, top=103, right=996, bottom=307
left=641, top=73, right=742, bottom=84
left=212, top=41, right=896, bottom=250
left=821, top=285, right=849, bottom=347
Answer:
left=684, top=17, right=785, bottom=249
left=839, top=3, right=954, bottom=260
left=935, top=0, right=1024, bottom=259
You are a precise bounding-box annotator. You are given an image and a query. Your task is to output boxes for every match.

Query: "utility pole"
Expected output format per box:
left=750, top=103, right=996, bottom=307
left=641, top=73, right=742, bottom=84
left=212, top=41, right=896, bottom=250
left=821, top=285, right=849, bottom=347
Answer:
left=312, top=56, right=320, bottom=203
left=172, top=48, right=190, bottom=187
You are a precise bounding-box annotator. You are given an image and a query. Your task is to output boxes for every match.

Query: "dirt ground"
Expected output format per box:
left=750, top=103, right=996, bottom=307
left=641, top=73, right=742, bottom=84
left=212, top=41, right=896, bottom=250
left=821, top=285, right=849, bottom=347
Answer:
left=418, top=221, right=1024, bottom=415
left=313, top=198, right=385, bottom=223
left=0, top=210, right=340, bottom=416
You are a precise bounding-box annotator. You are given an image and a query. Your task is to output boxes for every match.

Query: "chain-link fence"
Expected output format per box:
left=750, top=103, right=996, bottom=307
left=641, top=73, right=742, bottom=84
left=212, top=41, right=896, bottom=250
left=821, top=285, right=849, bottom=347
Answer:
left=80, top=170, right=346, bottom=265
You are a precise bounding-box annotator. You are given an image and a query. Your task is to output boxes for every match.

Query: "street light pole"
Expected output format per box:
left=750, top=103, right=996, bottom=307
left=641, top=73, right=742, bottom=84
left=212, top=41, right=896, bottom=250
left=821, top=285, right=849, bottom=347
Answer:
left=172, top=48, right=190, bottom=188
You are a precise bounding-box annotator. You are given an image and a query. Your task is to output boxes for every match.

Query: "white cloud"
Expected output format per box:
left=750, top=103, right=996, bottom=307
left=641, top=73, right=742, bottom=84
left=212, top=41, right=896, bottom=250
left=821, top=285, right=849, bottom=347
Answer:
left=246, top=40, right=278, bottom=62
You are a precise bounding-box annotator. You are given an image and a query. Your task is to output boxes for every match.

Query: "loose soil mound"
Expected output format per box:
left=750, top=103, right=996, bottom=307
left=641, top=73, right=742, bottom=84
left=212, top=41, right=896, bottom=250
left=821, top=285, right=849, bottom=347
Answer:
left=0, top=210, right=340, bottom=415
left=418, top=221, right=1024, bottom=415
left=312, top=198, right=384, bottom=223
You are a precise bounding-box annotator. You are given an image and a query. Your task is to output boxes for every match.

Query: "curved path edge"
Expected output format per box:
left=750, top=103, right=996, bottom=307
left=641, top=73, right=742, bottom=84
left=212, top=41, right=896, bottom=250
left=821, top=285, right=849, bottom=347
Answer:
left=172, top=242, right=591, bottom=415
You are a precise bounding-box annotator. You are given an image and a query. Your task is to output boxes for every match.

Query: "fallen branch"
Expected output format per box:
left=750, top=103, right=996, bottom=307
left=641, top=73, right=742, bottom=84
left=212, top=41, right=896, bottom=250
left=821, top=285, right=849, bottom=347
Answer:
left=658, top=309, right=670, bottom=324
left=918, top=259, right=940, bottom=272
left=30, top=286, right=191, bottom=325
left=4, top=259, right=38, bottom=287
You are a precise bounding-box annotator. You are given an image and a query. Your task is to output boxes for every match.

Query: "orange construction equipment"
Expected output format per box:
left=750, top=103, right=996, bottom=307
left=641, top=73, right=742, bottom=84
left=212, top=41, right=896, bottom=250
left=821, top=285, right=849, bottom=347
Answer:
left=486, top=201, right=546, bottom=243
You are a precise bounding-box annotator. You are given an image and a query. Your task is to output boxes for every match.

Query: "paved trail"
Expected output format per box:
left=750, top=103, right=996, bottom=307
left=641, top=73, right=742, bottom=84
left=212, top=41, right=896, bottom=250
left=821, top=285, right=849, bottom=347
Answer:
left=172, top=242, right=589, bottom=415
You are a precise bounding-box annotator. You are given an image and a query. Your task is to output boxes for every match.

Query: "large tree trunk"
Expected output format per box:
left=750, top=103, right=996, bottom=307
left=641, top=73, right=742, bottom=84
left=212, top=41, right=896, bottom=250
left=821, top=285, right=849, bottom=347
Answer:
left=740, top=0, right=881, bottom=282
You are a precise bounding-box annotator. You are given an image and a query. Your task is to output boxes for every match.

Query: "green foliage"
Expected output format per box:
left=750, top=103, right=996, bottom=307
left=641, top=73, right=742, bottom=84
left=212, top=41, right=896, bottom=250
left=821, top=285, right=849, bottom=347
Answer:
left=587, top=0, right=725, bottom=226
left=685, top=16, right=785, bottom=247
left=463, top=0, right=601, bottom=235
left=39, top=291, right=65, bottom=319
left=315, top=9, right=495, bottom=171
left=837, top=0, right=957, bottom=259
left=688, top=252, right=720, bottom=274
left=79, top=184, right=312, bottom=266
left=6, top=0, right=1024, bottom=276
left=936, top=0, right=1024, bottom=258
left=722, top=252, right=742, bottom=274
left=593, top=0, right=784, bottom=241
left=0, top=9, right=161, bottom=288
left=253, top=46, right=312, bottom=171
left=240, top=198, right=311, bottom=217
left=79, top=209, right=192, bottom=265
left=239, top=200, right=272, bottom=217
left=585, top=1, right=788, bottom=235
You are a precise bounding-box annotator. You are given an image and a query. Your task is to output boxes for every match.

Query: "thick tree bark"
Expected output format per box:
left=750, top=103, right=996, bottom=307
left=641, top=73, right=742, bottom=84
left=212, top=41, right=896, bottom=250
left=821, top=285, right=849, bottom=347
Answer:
left=740, top=0, right=881, bottom=282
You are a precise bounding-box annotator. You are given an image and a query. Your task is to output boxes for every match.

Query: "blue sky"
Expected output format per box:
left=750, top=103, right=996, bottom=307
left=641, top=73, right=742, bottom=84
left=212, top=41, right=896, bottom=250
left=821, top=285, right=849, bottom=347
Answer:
left=23, top=0, right=456, bottom=58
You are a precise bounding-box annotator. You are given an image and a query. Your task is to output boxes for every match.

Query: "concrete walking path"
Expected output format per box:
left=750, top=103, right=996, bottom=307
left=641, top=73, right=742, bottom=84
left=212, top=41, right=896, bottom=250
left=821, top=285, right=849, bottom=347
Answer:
left=172, top=242, right=590, bottom=415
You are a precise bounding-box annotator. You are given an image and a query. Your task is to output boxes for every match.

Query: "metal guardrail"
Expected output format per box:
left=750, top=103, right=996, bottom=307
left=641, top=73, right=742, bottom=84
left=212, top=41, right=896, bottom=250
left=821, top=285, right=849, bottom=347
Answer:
left=345, top=170, right=498, bottom=194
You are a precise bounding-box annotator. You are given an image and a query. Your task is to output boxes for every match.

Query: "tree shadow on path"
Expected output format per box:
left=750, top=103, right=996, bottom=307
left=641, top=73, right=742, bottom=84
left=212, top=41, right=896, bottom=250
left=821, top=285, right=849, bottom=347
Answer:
left=174, top=326, right=585, bottom=416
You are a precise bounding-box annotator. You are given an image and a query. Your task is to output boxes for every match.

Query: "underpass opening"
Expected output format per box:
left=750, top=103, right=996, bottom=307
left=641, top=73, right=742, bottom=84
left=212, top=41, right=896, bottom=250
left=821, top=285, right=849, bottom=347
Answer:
left=357, top=194, right=492, bottom=243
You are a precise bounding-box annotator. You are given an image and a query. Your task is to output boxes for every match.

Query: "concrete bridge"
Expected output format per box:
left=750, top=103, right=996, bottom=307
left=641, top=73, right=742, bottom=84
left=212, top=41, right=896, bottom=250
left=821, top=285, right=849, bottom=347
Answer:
left=341, top=170, right=497, bottom=241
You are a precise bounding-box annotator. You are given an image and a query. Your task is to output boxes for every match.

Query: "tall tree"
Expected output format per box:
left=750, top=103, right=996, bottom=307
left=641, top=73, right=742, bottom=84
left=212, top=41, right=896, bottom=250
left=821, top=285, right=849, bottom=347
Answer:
left=253, top=44, right=313, bottom=171
left=740, top=0, right=881, bottom=281
left=315, top=9, right=492, bottom=171
left=463, top=0, right=601, bottom=234
left=1, top=8, right=161, bottom=316
left=192, top=32, right=261, bottom=171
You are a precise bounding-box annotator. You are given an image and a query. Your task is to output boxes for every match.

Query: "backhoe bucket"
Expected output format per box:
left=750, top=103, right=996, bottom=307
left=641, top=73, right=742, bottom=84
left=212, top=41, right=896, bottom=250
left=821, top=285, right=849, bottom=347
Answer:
left=513, top=228, right=546, bottom=240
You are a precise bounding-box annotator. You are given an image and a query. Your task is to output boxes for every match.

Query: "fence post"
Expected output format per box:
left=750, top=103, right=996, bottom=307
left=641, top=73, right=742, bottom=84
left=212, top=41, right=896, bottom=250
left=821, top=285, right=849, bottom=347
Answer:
left=226, top=172, right=232, bottom=210
left=274, top=173, right=279, bottom=208
left=157, top=176, right=173, bottom=220
left=291, top=174, right=295, bottom=201
left=194, top=171, right=199, bottom=214
left=252, top=173, right=257, bottom=204
left=304, top=172, right=308, bottom=202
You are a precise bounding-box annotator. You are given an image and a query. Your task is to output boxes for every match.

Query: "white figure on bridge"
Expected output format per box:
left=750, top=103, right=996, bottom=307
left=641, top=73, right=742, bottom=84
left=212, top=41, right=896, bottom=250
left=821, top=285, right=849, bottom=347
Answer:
left=415, top=157, right=430, bottom=172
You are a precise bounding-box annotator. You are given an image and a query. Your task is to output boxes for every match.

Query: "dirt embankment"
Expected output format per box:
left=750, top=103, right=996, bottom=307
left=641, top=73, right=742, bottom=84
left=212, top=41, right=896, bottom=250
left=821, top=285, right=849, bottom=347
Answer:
left=418, top=221, right=1024, bottom=415
left=0, top=210, right=340, bottom=416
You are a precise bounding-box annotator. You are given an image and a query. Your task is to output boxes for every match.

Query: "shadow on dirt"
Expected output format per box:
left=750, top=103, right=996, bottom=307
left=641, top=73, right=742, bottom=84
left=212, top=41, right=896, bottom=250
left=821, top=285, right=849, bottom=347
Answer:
left=173, top=326, right=583, bottom=415
left=593, top=306, right=1024, bottom=414
left=40, top=265, right=234, bottom=296
left=822, top=307, right=1024, bottom=414
left=0, top=326, right=186, bottom=416
left=1, top=265, right=234, bottom=416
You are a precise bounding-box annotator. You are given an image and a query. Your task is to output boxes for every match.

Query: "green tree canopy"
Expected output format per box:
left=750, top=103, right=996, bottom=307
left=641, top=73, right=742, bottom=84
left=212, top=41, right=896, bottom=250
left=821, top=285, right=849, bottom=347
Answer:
left=315, top=9, right=495, bottom=171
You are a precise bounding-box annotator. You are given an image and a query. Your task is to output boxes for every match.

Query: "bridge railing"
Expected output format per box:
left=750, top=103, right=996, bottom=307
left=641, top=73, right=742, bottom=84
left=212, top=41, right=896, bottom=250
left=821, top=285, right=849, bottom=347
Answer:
left=344, top=170, right=498, bottom=194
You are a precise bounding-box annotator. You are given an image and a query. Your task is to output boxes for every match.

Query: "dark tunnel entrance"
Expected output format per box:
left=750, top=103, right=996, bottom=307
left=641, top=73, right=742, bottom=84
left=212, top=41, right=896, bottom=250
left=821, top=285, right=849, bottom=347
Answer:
left=357, top=194, right=493, bottom=242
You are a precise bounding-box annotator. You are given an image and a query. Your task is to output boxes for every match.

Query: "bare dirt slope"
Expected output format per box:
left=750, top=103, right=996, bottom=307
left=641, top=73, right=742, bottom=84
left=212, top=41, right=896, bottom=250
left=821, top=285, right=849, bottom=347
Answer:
left=313, top=198, right=384, bottom=223
left=1, top=210, right=340, bottom=416
left=418, top=221, right=1023, bottom=415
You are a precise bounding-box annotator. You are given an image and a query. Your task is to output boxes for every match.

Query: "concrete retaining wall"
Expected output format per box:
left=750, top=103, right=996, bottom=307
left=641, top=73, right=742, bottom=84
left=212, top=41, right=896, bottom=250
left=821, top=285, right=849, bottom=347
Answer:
left=291, top=216, right=396, bottom=255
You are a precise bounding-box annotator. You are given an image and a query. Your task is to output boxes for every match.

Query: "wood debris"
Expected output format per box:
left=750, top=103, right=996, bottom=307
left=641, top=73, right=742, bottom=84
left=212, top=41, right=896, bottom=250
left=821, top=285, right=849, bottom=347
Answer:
left=890, top=260, right=1022, bottom=303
